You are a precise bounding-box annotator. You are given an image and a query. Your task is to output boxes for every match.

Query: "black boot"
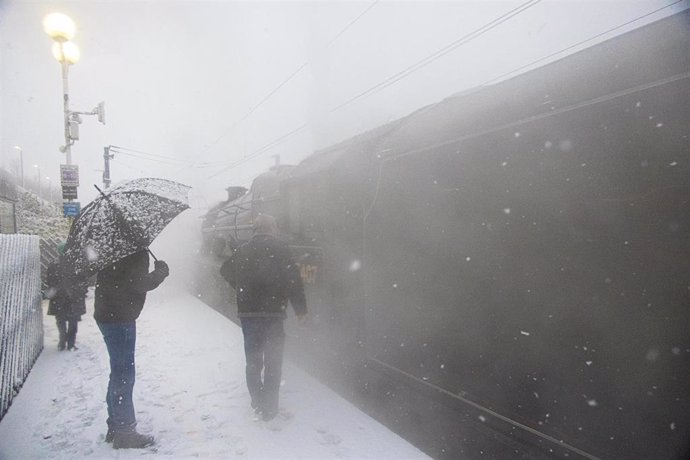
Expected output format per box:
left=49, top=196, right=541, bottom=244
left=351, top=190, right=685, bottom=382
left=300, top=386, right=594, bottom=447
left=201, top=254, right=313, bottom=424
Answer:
left=112, top=429, right=155, bottom=449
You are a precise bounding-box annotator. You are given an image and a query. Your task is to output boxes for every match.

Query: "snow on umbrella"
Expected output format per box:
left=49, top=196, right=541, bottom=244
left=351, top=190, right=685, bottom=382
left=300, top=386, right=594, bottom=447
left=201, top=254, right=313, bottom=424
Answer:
left=62, top=178, right=191, bottom=277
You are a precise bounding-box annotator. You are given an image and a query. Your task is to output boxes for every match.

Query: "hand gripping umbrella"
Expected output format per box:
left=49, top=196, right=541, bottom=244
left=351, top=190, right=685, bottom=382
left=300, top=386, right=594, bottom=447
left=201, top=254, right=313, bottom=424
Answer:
left=62, top=178, right=191, bottom=277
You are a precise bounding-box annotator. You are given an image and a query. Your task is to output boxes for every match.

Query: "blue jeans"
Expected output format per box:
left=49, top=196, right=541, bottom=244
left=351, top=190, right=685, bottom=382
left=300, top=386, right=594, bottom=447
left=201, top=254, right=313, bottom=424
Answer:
left=240, top=317, right=285, bottom=417
left=97, top=321, right=137, bottom=429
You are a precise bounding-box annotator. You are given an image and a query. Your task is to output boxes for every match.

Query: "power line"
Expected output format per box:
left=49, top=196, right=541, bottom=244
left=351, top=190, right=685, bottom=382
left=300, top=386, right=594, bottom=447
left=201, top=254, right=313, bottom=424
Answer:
left=204, top=0, right=682, bottom=178
left=113, top=151, right=190, bottom=167
left=326, top=0, right=380, bottom=47
left=208, top=0, right=540, bottom=175
left=193, top=0, right=381, bottom=169
left=207, top=124, right=307, bottom=179
left=329, top=0, right=542, bottom=113
left=110, top=157, right=148, bottom=176
left=110, top=145, right=191, bottom=164
left=110, top=145, right=181, bottom=161
left=481, top=0, right=686, bottom=86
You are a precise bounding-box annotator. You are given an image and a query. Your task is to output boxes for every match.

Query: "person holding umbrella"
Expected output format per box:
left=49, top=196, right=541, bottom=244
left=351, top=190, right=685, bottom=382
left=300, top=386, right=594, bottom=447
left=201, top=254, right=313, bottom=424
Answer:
left=61, top=178, right=190, bottom=449
left=96, top=250, right=169, bottom=449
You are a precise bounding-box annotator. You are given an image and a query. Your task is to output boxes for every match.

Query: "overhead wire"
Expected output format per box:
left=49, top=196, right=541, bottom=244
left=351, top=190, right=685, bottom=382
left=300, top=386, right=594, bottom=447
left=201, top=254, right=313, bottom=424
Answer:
left=194, top=0, right=381, bottom=177
left=203, top=0, right=683, bottom=178
left=110, top=145, right=199, bottom=167
left=207, top=124, right=307, bottom=179
left=208, top=0, right=542, bottom=175
left=110, top=156, right=149, bottom=176
left=328, top=0, right=543, bottom=113
left=480, top=0, right=686, bottom=86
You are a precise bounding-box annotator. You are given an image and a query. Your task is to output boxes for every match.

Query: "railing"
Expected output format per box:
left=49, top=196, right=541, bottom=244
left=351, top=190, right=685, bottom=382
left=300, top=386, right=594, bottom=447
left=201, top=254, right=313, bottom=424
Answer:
left=0, top=234, right=43, bottom=421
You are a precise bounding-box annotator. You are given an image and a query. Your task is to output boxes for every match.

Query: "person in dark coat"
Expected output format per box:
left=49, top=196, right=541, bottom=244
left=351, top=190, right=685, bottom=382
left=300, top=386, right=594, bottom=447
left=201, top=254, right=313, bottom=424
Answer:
left=220, top=214, right=307, bottom=421
left=45, top=244, right=87, bottom=351
left=94, top=250, right=169, bottom=449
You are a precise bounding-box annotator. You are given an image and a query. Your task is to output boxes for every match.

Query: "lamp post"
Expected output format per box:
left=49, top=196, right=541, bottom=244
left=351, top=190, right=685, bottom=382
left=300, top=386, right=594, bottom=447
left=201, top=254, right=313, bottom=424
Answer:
left=33, top=164, right=41, bottom=198
left=43, top=13, right=79, bottom=166
left=46, top=176, right=53, bottom=205
left=13, top=145, right=24, bottom=188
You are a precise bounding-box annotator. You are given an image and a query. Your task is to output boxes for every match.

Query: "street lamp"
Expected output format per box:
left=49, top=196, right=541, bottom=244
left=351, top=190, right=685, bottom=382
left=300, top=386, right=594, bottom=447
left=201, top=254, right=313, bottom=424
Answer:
left=43, top=12, right=79, bottom=165
left=33, top=164, right=41, bottom=198
left=13, top=145, right=24, bottom=187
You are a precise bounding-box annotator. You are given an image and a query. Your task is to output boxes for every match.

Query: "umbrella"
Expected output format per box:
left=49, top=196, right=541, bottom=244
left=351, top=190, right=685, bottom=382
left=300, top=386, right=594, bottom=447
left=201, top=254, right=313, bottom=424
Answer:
left=63, top=178, right=191, bottom=277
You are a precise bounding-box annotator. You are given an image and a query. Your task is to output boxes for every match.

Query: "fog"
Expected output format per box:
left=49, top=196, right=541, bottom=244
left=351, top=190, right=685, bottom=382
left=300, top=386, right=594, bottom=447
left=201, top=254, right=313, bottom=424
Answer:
left=1, top=0, right=682, bottom=208
left=3, top=2, right=690, bottom=458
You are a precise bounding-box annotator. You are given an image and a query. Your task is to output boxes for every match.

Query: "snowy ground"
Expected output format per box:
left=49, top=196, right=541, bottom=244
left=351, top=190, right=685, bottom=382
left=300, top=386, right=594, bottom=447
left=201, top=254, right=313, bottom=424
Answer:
left=0, top=286, right=428, bottom=459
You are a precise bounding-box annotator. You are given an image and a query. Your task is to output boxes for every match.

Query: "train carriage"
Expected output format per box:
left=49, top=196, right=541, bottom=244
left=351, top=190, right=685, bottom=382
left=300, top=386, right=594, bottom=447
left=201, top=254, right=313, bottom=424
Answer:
left=200, top=10, right=690, bottom=459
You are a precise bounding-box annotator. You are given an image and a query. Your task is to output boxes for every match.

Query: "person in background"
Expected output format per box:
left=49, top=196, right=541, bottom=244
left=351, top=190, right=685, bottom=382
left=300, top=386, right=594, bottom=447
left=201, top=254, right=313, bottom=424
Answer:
left=220, top=214, right=307, bottom=421
left=94, top=250, right=169, bottom=449
left=45, top=242, right=87, bottom=351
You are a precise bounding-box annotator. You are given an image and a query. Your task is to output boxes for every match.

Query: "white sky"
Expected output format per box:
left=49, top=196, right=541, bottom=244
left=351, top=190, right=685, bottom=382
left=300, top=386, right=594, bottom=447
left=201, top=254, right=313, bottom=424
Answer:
left=1, top=0, right=687, bottom=208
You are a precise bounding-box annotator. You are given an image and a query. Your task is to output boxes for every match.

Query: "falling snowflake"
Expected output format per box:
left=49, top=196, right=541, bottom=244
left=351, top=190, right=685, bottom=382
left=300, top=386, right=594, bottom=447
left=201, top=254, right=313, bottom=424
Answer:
left=646, top=349, right=660, bottom=362
left=85, top=246, right=99, bottom=262
left=559, top=140, right=573, bottom=152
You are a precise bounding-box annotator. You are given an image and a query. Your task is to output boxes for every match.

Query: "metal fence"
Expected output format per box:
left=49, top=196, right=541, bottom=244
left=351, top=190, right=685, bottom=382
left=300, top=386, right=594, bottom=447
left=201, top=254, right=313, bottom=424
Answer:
left=0, top=234, right=43, bottom=421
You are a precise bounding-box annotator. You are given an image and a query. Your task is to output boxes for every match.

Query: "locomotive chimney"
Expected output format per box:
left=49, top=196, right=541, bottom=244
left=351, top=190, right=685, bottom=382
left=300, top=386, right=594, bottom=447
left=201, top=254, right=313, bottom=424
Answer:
left=225, top=186, right=247, bottom=202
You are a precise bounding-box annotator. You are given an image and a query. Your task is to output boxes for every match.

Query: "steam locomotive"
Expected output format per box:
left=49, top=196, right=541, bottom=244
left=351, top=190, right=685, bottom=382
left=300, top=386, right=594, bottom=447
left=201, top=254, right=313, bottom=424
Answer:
left=199, top=11, right=690, bottom=459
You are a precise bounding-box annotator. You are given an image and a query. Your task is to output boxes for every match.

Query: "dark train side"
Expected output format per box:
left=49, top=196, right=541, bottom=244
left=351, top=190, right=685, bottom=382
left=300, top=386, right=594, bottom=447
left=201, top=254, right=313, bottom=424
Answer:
left=199, top=11, right=690, bottom=460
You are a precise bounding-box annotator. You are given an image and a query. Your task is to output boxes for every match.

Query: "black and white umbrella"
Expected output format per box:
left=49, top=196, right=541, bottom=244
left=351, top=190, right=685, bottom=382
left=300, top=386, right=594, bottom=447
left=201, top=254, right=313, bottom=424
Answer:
left=63, top=178, right=191, bottom=277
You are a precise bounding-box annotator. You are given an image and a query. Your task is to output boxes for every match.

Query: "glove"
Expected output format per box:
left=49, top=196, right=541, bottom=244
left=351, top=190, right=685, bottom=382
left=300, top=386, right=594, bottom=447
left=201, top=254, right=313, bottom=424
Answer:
left=154, top=260, right=170, bottom=277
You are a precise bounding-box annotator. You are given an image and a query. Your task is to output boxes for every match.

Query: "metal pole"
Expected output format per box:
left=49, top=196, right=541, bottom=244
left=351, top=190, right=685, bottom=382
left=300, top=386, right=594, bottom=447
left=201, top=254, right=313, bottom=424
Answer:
left=61, top=44, right=72, bottom=166
left=20, top=149, right=24, bottom=188
left=103, top=146, right=113, bottom=188
left=14, top=147, right=25, bottom=188
left=36, top=167, right=41, bottom=198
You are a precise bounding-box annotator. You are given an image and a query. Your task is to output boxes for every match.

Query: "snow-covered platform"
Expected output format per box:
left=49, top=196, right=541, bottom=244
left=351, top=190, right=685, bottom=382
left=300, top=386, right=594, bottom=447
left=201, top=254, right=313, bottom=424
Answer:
left=0, top=287, right=428, bottom=459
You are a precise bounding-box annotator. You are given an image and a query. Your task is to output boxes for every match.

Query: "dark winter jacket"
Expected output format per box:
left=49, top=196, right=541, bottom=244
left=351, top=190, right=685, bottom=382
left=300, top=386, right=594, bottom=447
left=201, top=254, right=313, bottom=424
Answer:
left=46, top=260, right=87, bottom=319
left=220, top=235, right=307, bottom=319
left=94, top=250, right=168, bottom=323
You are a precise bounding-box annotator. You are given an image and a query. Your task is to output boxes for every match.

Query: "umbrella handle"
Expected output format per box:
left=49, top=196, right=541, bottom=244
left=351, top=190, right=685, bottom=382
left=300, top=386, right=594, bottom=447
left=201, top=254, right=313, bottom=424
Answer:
left=148, top=248, right=158, bottom=262
left=94, top=184, right=107, bottom=197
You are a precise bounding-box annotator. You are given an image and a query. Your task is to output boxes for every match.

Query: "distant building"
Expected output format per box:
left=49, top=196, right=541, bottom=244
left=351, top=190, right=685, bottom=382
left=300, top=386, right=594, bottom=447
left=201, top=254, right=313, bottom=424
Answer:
left=0, top=168, right=18, bottom=234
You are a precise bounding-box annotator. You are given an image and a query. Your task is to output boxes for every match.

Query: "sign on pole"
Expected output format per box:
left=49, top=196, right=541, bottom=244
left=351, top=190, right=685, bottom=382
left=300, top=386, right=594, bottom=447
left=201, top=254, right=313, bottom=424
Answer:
left=63, top=202, right=80, bottom=218
left=60, top=164, right=79, bottom=187
left=62, top=186, right=78, bottom=200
